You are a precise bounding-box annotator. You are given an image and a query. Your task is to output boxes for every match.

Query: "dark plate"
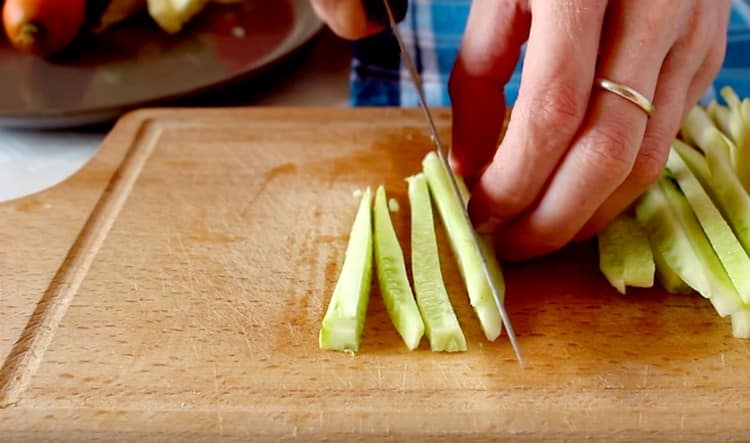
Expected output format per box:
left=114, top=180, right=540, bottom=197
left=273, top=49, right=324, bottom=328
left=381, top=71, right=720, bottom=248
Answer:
left=0, top=0, right=323, bottom=128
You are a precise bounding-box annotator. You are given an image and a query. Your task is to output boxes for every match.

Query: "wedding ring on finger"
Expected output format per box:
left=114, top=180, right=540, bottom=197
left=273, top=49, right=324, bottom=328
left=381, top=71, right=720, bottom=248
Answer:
left=595, top=77, right=655, bottom=117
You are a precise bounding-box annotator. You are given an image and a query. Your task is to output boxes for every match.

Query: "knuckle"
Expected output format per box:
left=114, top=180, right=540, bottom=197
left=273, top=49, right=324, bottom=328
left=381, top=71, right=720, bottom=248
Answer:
left=583, top=119, right=638, bottom=174
left=632, top=136, right=670, bottom=187
left=523, top=81, right=587, bottom=136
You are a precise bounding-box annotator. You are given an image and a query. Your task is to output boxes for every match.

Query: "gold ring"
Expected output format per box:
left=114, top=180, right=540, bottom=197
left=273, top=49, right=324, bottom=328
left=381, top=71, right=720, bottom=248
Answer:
left=595, top=77, right=655, bottom=116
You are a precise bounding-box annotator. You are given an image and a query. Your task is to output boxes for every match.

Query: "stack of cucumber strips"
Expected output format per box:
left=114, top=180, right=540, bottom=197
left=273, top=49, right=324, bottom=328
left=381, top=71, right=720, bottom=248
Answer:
left=600, top=87, right=750, bottom=338
left=319, top=152, right=504, bottom=353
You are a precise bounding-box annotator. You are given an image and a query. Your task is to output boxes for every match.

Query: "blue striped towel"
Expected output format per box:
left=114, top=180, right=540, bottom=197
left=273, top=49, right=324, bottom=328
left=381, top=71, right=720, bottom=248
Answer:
left=350, top=0, right=750, bottom=107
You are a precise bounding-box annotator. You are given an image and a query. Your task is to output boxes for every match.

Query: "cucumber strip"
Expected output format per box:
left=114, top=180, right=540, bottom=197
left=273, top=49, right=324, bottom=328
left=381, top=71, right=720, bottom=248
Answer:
left=373, top=186, right=425, bottom=350
left=422, top=152, right=505, bottom=341
left=666, top=149, right=750, bottom=303
left=653, top=246, right=692, bottom=295
left=635, top=178, right=744, bottom=316
left=731, top=309, right=750, bottom=338
left=598, top=214, right=654, bottom=294
left=719, top=87, right=750, bottom=191
left=407, top=174, right=467, bottom=352
left=707, top=100, right=733, bottom=138
left=674, top=138, right=750, bottom=257
left=319, top=188, right=374, bottom=352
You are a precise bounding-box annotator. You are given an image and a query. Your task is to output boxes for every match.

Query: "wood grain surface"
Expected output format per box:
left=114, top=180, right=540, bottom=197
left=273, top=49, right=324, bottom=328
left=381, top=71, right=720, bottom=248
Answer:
left=0, top=108, right=748, bottom=442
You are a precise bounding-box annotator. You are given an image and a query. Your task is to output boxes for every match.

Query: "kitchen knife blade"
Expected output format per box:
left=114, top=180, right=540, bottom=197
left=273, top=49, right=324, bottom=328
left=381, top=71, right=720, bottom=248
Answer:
left=381, top=0, right=524, bottom=366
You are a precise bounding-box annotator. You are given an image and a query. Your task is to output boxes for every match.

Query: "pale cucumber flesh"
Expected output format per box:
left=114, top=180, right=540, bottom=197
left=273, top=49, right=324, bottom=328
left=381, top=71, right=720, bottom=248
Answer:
left=636, top=178, right=743, bottom=317
left=653, top=245, right=692, bottom=295
left=731, top=309, right=750, bottom=338
left=666, top=148, right=750, bottom=303
left=422, top=151, right=505, bottom=341
left=408, top=173, right=467, bottom=352
left=674, top=137, right=750, bottom=258
left=598, top=214, right=654, bottom=294
left=373, top=186, right=425, bottom=350
left=319, top=188, right=374, bottom=352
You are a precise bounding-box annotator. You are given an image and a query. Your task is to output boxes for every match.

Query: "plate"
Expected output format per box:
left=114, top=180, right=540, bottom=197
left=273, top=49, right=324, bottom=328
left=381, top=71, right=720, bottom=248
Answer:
left=0, top=0, right=323, bottom=128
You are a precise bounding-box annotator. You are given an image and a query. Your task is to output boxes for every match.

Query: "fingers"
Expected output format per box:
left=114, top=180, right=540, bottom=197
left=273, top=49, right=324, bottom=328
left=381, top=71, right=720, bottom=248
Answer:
left=496, top=1, right=677, bottom=260
left=448, top=0, right=531, bottom=184
left=466, top=0, right=607, bottom=232
left=310, top=0, right=384, bottom=39
left=577, top=6, right=728, bottom=239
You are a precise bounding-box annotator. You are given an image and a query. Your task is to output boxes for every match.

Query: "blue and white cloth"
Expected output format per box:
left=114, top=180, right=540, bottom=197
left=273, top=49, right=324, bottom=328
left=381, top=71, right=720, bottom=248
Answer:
left=350, top=0, right=750, bottom=107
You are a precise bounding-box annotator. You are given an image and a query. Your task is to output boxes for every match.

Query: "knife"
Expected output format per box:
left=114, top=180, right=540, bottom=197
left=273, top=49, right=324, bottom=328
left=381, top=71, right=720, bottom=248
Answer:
left=376, top=0, right=524, bottom=366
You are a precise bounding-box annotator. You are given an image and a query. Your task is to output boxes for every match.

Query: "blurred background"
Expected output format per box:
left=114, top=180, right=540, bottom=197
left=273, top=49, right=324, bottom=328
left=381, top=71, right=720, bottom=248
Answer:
left=0, top=0, right=348, bottom=201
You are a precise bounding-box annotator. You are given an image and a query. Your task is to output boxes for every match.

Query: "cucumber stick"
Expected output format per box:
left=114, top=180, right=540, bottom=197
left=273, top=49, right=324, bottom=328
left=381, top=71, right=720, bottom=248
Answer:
left=422, top=151, right=505, bottom=341
left=653, top=246, right=692, bottom=295
left=407, top=174, right=467, bottom=352
left=666, top=149, right=750, bottom=303
left=731, top=309, right=750, bottom=338
left=373, top=186, right=425, bottom=350
left=319, top=189, right=374, bottom=352
left=635, top=178, right=744, bottom=317
left=597, top=214, right=655, bottom=294
left=673, top=138, right=750, bottom=257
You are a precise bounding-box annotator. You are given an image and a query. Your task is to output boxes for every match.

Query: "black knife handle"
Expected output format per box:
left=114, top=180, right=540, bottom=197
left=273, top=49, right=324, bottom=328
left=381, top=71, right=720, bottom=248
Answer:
left=362, top=0, right=409, bottom=28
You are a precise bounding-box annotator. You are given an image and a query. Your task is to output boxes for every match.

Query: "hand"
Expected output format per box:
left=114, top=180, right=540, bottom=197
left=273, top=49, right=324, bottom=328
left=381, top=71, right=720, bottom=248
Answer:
left=310, top=0, right=403, bottom=39
left=450, top=0, right=731, bottom=260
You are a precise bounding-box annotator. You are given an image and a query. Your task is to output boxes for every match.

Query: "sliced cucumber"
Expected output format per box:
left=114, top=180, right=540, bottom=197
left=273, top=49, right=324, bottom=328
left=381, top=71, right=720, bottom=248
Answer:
left=707, top=100, right=733, bottom=137
left=635, top=178, right=744, bottom=316
left=731, top=309, right=750, bottom=338
left=666, top=148, right=750, bottom=303
left=373, top=186, right=425, bottom=350
left=319, top=188, right=374, bottom=352
left=674, top=138, right=750, bottom=258
left=407, top=174, right=467, bottom=352
left=719, top=87, right=750, bottom=191
left=598, top=214, right=654, bottom=294
left=422, top=152, right=505, bottom=341
left=653, top=245, right=692, bottom=295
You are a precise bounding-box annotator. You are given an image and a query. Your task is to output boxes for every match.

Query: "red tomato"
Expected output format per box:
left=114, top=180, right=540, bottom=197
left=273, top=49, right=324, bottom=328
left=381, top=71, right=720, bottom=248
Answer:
left=2, top=0, right=86, bottom=56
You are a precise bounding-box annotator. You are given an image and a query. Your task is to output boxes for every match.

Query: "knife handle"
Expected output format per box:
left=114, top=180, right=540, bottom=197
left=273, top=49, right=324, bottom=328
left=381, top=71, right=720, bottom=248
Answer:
left=362, top=0, right=408, bottom=28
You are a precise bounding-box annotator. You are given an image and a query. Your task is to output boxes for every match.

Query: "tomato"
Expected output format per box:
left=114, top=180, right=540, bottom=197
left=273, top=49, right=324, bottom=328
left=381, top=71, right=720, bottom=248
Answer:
left=2, top=0, right=86, bottom=56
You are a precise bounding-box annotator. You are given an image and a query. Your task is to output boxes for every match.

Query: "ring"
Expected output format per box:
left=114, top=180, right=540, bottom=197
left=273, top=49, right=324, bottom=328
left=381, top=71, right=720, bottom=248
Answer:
left=595, top=77, right=655, bottom=116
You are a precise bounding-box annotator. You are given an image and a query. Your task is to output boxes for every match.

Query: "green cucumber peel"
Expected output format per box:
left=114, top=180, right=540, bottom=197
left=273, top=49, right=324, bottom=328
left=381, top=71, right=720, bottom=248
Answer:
left=319, top=188, right=374, bottom=353
left=373, top=186, right=425, bottom=350
left=407, top=173, right=467, bottom=352
left=666, top=148, right=750, bottom=303
left=635, top=178, right=744, bottom=317
left=598, top=214, right=655, bottom=294
left=422, top=151, right=505, bottom=341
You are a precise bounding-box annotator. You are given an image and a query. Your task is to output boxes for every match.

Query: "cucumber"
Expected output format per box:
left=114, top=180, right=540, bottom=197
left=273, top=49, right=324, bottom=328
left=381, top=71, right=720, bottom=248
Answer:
left=731, top=309, right=750, bottom=338
left=319, top=188, right=374, bottom=352
left=598, top=214, right=655, bottom=294
left=707, top=100, right=733, bottom=138
left=666, top=148, right=750, bottom=303
left=407, top=174, right=467, bottom=352
left=674, top=138, right=750, bottom=258
left=653, top=245, right=692, bottom=295
left=635, top=178, right=744, bottom=317
left=422, top=152, right=505, bottom=341
left=719, top=87, right=750, bottom=191
left=373, top=186, right=425, bottom=350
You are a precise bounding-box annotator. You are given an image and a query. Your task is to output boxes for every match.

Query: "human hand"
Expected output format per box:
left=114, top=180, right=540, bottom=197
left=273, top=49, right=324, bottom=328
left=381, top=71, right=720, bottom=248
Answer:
left=450, top=0, right=731, bottom=260
left=310, top=0, right=407, bottom=39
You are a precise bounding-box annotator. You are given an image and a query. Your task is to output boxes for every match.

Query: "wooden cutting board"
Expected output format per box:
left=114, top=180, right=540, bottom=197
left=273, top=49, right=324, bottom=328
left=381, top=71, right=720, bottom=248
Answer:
left=1, top=108, right=748, bottom=442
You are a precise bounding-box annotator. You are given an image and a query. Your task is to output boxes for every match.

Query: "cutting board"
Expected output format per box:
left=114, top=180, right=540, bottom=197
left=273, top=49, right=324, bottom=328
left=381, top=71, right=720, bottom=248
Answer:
left=1, top=108, right=748, bottom=442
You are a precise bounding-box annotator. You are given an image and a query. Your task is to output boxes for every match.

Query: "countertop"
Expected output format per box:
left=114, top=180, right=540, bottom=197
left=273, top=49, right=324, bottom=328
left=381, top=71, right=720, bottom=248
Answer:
left=0, top=29, right=351, bottom=203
